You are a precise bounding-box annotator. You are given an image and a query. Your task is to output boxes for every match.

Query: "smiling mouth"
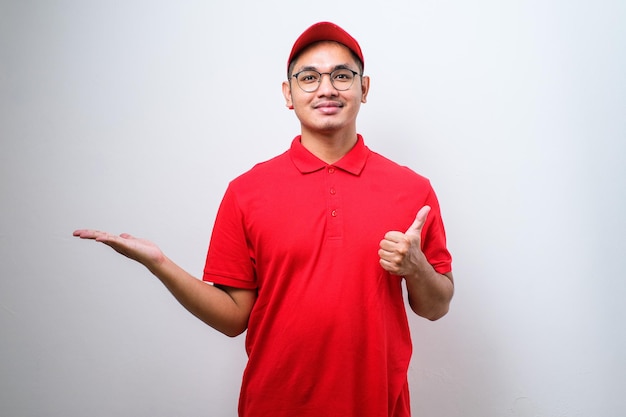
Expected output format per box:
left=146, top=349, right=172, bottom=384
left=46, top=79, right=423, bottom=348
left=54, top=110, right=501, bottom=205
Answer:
left=313, top=101, right=343, bottom=109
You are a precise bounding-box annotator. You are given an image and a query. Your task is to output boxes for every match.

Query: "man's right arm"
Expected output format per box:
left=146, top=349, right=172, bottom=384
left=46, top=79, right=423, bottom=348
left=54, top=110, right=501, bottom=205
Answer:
left=73, top=229, right=256, bottom=337
left=147, top=255, right=256, bottom=336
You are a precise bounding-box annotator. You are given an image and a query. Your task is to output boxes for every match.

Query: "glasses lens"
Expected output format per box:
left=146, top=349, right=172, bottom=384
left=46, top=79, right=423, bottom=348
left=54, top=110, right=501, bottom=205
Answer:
left=330, top=69, right=355, bottom=91
left=296, top=71, right=321, bottom=92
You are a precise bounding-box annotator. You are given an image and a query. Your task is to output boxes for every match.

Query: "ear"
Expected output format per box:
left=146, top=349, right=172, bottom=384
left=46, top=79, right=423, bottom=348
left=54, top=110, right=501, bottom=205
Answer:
left=360, top=75, right=370, bottom=104
left=282, top=80, right=294, bottom=110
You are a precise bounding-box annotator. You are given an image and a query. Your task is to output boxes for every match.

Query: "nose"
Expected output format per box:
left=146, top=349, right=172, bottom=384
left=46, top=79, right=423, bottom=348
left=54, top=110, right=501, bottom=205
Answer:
left=317, top=73, right=338, bottom=96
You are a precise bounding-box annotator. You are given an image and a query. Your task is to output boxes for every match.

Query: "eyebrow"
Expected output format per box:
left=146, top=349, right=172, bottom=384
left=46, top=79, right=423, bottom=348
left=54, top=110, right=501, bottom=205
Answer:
left=296, top=64, right=356, bottom=73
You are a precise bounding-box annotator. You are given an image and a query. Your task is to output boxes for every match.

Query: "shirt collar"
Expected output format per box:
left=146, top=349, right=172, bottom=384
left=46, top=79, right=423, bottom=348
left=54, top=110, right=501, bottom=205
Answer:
left=289, top=134, right=369, bottom=175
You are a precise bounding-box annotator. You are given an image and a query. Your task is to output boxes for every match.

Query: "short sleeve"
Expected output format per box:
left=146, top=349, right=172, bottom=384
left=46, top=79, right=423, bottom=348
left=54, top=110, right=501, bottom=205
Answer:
left=422, top=186, right=453, bottom=275
left=202, top=185, right=257, bottom=289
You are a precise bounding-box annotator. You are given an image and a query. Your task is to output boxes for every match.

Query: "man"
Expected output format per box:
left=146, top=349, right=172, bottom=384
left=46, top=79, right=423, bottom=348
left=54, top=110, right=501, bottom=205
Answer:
left=74, top=22, right=454, bottom=417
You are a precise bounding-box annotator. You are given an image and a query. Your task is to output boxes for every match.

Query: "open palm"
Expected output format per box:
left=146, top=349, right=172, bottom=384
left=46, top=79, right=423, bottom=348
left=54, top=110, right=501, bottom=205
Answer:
left=73, top=229, right=165, bottom=268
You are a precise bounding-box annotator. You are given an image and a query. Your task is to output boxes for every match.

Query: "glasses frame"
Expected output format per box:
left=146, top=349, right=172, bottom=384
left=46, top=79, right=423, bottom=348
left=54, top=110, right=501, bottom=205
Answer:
left=291, top=68, right=361, bottom=93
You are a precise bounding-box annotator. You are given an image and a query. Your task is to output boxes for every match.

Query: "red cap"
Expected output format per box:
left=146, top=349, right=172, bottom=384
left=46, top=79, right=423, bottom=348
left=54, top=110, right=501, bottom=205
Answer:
left=287, top=22, right=364, bottom=72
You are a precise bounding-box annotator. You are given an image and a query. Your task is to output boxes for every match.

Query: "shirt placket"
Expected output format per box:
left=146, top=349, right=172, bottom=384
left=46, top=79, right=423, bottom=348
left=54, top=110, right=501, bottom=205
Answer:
left=326, top=165, right=343, bottom=239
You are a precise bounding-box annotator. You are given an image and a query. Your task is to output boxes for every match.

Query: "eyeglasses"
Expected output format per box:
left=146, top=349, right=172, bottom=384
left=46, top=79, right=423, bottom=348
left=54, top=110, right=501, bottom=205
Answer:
left=291, top=68, right=360, bottom=93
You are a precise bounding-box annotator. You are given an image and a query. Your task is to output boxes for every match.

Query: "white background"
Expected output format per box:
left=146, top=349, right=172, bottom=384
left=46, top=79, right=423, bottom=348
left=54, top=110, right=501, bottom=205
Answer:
left=1, top=1, right=625, bottom=416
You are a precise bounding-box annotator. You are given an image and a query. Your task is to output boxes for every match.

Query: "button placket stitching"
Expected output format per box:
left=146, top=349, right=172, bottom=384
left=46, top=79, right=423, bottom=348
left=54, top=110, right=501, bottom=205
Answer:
left=326, top=165, right=342, bottom=238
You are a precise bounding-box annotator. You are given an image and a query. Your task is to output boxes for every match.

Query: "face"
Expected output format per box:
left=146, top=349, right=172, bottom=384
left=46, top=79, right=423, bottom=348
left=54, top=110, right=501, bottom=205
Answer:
left=282, top=41, right=370, bottom=136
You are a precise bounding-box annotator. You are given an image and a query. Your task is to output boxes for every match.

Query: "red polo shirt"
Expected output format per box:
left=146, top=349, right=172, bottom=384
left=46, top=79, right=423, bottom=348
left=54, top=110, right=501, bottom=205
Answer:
left=203, top=135, right=452, bottom=417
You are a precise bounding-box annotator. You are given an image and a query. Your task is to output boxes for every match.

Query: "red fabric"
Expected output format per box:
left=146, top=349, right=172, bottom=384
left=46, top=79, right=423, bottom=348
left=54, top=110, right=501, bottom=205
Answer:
left=203, top=136, right=452, bottom=417
left=287, top=21, right=365, bottom=71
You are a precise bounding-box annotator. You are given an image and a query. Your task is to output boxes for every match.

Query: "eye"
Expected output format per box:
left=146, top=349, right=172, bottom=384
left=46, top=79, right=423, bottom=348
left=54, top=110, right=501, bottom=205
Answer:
left=332, top=70, right=354, bottom=82
left=297, top=71, right=320, bottom=84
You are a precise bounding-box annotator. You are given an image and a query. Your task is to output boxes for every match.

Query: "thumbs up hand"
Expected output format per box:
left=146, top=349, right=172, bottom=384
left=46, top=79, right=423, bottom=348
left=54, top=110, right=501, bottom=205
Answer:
left=378, top=205, right=431, bottom=277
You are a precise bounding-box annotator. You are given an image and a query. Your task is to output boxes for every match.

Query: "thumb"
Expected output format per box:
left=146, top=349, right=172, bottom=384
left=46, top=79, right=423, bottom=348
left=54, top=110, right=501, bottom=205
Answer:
left=405, top=205, right=431, bottom=235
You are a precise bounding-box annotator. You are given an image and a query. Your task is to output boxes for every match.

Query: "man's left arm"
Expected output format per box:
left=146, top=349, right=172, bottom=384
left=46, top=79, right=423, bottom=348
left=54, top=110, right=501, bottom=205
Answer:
left=378, top=205, right=454, bottom=321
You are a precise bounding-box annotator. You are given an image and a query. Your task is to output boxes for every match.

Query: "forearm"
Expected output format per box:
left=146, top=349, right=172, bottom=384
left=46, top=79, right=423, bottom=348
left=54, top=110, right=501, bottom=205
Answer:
left=404, top=254, right=454, bottom=321
left=145, top=256, right=252, bottom=337
left=72, top=229, right=252, bottom=336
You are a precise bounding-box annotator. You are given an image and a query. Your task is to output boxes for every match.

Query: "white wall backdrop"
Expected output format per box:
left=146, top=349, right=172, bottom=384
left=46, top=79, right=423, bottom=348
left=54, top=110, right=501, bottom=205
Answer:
left=1, top=1, right=624, bottom=416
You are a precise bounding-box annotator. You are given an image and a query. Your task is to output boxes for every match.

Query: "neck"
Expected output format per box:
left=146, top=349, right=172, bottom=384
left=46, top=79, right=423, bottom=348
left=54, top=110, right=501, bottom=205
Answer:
left=300, top=129, right=358, bottom=164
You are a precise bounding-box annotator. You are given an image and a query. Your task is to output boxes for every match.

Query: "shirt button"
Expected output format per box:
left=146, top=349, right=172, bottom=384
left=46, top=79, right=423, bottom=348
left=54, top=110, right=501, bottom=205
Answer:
left=330, top=188, right=336, bottom=195
left=331, top=210, right=337, bottom=217
left=328, top=167, right=335, bottom=174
